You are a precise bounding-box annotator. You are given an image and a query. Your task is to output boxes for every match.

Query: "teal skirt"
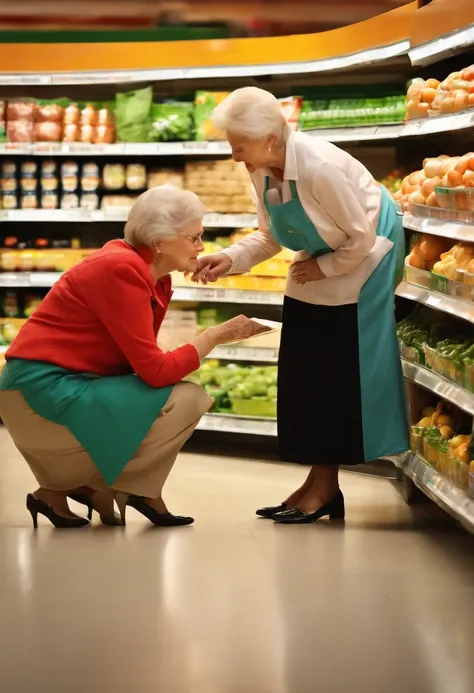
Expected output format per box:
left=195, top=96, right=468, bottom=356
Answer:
left=0, top=359, right=173, bottom=485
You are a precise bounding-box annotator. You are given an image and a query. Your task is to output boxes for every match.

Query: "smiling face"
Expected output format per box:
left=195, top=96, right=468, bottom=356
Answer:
left=155, top=219, right=205, bottom=273
left=227, top=131, right=275, bottom=173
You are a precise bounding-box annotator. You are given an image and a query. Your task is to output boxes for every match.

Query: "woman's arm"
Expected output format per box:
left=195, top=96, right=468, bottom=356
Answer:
left=78, top=263, right=202, bottom=388
left=311, top=162, right=377, bottom=278
left=221, top=182, right=281, bottom=274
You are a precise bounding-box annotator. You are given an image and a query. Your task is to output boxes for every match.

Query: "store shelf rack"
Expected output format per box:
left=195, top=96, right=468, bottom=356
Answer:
left=403, top=215, right=474, bottom=243
left=401, top=359, right=474, bottom=418
left=399, top=452, right=474, bottom=533
left=396, top=281, right=474, bottom=326
left=0, top=209, right=258, bottom=229
left=210, top=345, right=279, bottom=363
left=197, top=413, right=277, bottom=437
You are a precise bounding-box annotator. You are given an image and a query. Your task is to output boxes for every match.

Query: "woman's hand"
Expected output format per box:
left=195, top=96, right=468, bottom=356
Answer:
left=210, top=315, right=270, bottom=346
left=291, top=258, right=327, bottom=284
left=190, top=254, right=232, bottom=284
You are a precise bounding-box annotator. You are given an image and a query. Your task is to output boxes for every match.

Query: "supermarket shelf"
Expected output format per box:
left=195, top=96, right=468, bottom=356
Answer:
left=210, top=345, right=279, bottom=363
left=403, top=214, right=474, bottom=242
left=396, top=281, right=474, bottom=325
left=0, top=40, right=409, bottom=85
left=401, top=452, right=474, bottom=534
left=409, top=24, right=474, bottom=67
left=0, top=272, right=284, bottom=304
left=401, top=359, right=474, bottom=417
left=197, top=413, right=277, bottom=436
left=172, top=286, right=284, bottom=305
left=0, top=209, right=258, bottom=229
left=0, top=113, right=472, bottom=158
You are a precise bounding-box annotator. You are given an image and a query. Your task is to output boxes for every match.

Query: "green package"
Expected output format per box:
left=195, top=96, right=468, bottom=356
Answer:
left=115, top=86, right=153, bottom=142
left=150, top=102, right=194, bottom=142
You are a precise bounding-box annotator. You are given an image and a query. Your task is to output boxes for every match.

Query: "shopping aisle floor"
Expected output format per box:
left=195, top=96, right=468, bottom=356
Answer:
left=1, top=427, right=473, bottom=693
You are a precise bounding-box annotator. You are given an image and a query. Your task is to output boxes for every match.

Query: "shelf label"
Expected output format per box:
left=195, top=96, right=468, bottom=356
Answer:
left=0, top=273, right=31, bottom=287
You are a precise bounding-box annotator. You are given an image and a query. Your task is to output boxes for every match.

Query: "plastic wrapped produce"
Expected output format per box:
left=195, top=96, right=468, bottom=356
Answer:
left=116, top=86, right=152, bottom=142
left=195, top=91, right=229, bottom=141
left=150, top=102, right=193, bottom=142
left=34, top=120, right=63, bottom=142
left=81, top=162, right=100, bottom=192
left=61, top=161, right=79, bottom=192
left=7, top=100, right=36, bottom=143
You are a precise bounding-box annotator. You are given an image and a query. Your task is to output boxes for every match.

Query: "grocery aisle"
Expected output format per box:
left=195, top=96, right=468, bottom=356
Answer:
left=0, top=427, right=473, bottom=693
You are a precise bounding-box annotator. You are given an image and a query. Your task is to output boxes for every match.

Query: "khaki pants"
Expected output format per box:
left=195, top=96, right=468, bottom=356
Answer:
left=0, top=382, right=212, bottom=498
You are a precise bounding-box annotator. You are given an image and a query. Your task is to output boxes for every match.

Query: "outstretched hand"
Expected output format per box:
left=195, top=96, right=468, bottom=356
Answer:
left=291, top=258, right=327, bottom=284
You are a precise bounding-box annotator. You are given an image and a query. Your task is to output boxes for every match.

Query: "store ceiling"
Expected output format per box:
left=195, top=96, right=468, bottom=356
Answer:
left=0, top=0, right=412, bottom=32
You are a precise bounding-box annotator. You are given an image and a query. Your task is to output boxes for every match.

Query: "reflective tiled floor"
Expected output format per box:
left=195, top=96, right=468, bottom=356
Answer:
left=1, top=427, right=473, bottom=693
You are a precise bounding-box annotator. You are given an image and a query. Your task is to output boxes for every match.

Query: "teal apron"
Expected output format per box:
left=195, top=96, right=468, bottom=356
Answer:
left=264, top=176, right=408, bottom=464
left=0, top=359, right=172, bottom=485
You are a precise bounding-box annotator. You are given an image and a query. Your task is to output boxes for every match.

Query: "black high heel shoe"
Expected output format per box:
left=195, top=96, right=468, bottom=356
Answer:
left=273, top=490, right=345, bottom=525
left=256, top=502, right=288, bottom=519
left=26, top=493, right=90, bottom=529
left=68, top=493, right=122, bottom=526
left=126, top=495, right=194, bottom=527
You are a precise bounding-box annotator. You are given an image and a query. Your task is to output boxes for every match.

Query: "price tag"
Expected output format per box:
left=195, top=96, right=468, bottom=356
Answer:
left=33, top=143, right=61, bottom=155
left=401, top=121, right=421, bottom=137
left=183, top=141, right=208, bottom=150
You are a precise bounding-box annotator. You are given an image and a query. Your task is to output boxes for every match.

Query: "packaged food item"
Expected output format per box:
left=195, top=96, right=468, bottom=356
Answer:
left=18, top=250, right=35, bottom=271
left=150, top=102, right=194, bottom=142
left=36, top=103, right=64, bottom=123
left=41, top=191, right=58, bottom=209
left=21, top=177, right=37, bottom=192
left=2, top=161, right=16, bottom=178
left=34, top=120, right=63, bottom=142
left=0, top=101, right=5, bottom=142
left=20, top=161, right=38, bottom=192
left=81, top=104, right=97, bottom=127
left=81, top=162, right=100, bottom=192
left=2, top=191, right=17, bottom=209
left=21, top=191, right=38, bottom=209
left=115, top=86, right=153, bottom=142
left=194, top=92, right=230, bottom=141
left=126, top=164, right=146, bottom=190
left=23, top=294, right=43, bottom=317
left=1, top=291, right=21, bottom=318
left=63, top=104, right=80, bottom=142
left=0, top=249, right=19, bottom=271
left=61, top=161, right=78, bottom=192
left=7, top=100, right=36, bottom=143
left=41, top=160, right=58, bottom=192
left=101, top=195, right=136, bottom=210
left=61, top=193, right=79, bottom=210
left=1, top=177, right=17, bottom=192
left=279, top=96, right=303, bottom=131
left=147, top=169, right=184, bottom=189
left=103, top=163, right=126, bottom=190
left=80, top=193, right=99, bottom=211
left=94, top=107, right=115, bottom=144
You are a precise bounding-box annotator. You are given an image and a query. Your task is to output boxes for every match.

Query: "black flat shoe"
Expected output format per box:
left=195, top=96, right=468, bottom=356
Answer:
left=273, top=490, right=345, bottom=525
left=127, top=495, right=194, bottom=527
left=68, top=493, right=122, bottom=526
left=256, top=502, right=288, bottom=519
left=26, top=493, right=90, bottom=529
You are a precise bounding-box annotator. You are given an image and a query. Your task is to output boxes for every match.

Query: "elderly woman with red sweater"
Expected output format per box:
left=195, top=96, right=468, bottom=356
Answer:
left=0, top=186, right=260, bottom=529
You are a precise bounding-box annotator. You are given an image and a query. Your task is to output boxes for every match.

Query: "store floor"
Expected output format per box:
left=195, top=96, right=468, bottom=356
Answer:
left=1, top=427, right=473, bottom=693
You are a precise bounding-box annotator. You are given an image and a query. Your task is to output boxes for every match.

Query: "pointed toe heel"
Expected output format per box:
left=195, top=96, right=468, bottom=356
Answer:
left=256, top=502, right=288, bottom=519
left=26, top=493, right=90, bottom=529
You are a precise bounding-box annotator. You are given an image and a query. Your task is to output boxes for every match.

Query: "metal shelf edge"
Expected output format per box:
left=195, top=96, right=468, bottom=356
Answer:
left=401, top=359, right=474, bottom=417
left=396, top=281, right=474, bottom=325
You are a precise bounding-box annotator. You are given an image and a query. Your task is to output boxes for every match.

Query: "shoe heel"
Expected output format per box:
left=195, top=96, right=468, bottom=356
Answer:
left=114, top=491, right=129, bottom=526
left=329, top=494, right=345, bottom=521
left=29, top=508, right=38, bottom=529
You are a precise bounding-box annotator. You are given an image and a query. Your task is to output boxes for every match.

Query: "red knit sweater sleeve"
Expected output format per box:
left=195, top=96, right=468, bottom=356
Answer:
left=76, top=261, right=200, bottom=388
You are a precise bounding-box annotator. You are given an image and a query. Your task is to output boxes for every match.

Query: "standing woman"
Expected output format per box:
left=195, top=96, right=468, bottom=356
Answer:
left=192, top=87, right=409, bottom=524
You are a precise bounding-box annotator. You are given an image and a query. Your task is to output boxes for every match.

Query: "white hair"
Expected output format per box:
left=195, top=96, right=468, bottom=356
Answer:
left=212, top=87, right=291, bottom=143
left=124, top=185, right=206, bottom=247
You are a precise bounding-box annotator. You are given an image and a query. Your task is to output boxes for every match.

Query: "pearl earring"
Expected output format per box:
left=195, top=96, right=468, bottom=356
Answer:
left=268, top=147, right=272, bottom=152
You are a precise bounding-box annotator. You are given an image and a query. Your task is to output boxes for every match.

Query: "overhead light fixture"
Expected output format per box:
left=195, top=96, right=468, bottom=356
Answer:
left=409, top=23, right=474, bottom=66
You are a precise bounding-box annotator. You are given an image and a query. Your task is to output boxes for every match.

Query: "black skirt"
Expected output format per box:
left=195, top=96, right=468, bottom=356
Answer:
left=277, top=296, right=365, bottom=466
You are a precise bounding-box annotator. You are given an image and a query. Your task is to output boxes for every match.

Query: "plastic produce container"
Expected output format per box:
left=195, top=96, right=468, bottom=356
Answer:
left=404, top=262, right=432, bottom=289
left=230, top=398, right=277, bottom=418
left=435, top=186, right=474, bottom=214
left=409, top=426, right=423, bottom=454
left=423, top=438, right=439, bottom=468
left=423, top=343, right=438, bottom=370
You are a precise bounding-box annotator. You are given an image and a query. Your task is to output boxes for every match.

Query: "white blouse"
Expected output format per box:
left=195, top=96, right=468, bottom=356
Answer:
left=222, top=131, right=387, bottom=307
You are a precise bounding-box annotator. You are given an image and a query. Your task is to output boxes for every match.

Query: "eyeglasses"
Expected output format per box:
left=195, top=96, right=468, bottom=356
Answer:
left=182, top=233, right=203, bottom=246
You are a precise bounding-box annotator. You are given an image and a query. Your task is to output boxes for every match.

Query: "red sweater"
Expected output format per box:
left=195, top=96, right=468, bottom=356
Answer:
left=6, top=240, right=200, bottom=388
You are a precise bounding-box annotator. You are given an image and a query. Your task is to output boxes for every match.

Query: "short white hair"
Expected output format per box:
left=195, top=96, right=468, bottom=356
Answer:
left=212, top=87, right=291, bottom=143
left=124, top=186, right=206, bottom=247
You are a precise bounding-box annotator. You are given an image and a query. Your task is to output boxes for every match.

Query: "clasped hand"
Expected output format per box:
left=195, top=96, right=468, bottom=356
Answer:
left=291, top=258, right=327, bottom=284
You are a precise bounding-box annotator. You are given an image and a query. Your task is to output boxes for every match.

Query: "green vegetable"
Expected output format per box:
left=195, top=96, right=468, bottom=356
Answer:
left=115, top=86, right=153, bottom=142
left=150, top=102, right=194, bottom=142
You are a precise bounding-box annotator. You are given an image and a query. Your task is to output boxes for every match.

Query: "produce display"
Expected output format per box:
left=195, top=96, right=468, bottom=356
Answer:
left=394, top=152, right=474, bottom=215
left=406, top=64, right=474, bottom=120
left=397, top=311, right=474, bottom=391
left=409, top=399, right=473, bottom=496
left=300, top=95, right=405, bottom=130
left=189, top=361, right=278, bottom=418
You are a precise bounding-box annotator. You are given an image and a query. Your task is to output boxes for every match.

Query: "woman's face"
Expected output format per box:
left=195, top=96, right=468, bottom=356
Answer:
left=227, top=132, right=274, bottom=173
left=156, top=220, right=205, bottom=273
